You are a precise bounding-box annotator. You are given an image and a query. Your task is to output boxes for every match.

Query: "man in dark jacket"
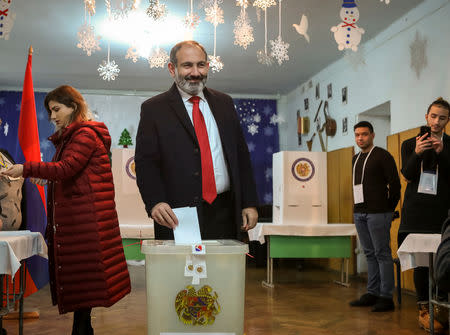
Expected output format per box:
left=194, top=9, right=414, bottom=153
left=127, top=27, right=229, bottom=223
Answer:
left=135, top=41, right=259, bottom=240
left=349, top=121, right=401, bottom=312
left=399, top=97, right=450, bottom=332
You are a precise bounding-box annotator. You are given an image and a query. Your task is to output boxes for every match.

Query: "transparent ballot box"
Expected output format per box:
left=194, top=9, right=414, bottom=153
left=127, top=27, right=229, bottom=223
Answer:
left=141, top=240, right=248, bottom=335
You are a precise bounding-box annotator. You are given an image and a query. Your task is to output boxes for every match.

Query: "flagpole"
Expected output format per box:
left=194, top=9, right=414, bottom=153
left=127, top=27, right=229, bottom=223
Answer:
left=28, top=45, right=33, bottom=55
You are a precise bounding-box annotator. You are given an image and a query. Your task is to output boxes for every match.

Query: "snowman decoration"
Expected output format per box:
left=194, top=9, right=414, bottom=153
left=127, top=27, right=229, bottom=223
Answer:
left=331, top=0, right=365, bottom=52
left=0, top=0, right=15, bottom=40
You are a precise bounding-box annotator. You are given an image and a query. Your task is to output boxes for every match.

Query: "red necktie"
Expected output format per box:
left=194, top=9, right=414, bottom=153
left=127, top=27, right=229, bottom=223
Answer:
left=190, top=96, right=217, bottom=204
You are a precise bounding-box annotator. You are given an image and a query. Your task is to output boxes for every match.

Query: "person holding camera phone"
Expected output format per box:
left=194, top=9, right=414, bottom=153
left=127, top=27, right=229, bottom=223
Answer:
left=399, top=97, right=450, bottom=333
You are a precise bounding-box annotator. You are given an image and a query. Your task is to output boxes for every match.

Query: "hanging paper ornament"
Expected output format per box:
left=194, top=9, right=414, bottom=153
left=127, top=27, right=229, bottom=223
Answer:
left=205, top=2, right=224, bottom=25
left=183, top=0, right=200, bottom=30
left=330, top=0, right=365, bottom=52
left=146, top=0, right=167, bottom=21
left=410, top=30, right=427, bottom=79
left=253, top=0, right=276, bottom=10
left=235, top=0, right=249, bottom=8
left=148, top=47, right=169, bottom=68
left=77, top=23, right=101, bottom=56
left=199, top=0, right=223, bottom=8
left=292, top=14, right=310, bottom=43
left=270, top=0, right=289, bottom=65
left=125, top=45, right=139, bottom=63
left=380, top=0, right=390, bottom=4
left=256, top=1, right=273, bottom=66
left=234, top=1, right=254, bottom=49
left=84, top=0, right=96, bottom=16
left=98, top=44, right=120, bottom=81
left=208, top=55, right=224, bottom=73
left=107, top=0, right=138, bottom=20
left=0, top=0, right=15, bottom=40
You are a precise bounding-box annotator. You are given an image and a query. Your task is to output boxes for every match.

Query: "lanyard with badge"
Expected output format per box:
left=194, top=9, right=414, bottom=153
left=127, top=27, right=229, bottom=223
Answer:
left=352, top=146, right=375, bottom=204
left=418, top=163, right=439, bottom=195
left=417, top=134, right=442, bottom=195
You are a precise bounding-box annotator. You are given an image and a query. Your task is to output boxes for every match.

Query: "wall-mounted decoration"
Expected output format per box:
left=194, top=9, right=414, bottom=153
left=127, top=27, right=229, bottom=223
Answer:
left=342, top=86, right=348, bottom=105
left=304, top=98, right=309, bottom=112
left=342, top=117, right=348, bottom=135
left=308, top=80, right=313, bottom=89
left=315, top=83, right=320, bottom=100
left=297, top=110, right=302, bottom=146
left=327, top=83, right=332, bottom=99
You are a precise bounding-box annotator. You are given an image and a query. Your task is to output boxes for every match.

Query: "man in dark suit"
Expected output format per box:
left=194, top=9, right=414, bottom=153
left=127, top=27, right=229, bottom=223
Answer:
left=135, top=40, right=258, bottom=240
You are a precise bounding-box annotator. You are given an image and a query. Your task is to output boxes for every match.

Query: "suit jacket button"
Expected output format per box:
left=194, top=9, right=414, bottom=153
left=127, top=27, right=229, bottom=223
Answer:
left=194, top=196, right=199, bottom=201
left=194, top=148, right=199, bottom=153
left=194, top=171, right=200, bottom=176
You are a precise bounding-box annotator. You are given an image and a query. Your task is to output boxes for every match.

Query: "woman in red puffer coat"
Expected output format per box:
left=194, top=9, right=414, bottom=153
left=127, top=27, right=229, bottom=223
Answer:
left=2, top=85, right=131, bottom=335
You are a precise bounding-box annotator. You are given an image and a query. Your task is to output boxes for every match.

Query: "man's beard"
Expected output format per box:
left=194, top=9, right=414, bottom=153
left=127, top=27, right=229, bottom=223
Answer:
left=175, top=71, right=207, bottom=95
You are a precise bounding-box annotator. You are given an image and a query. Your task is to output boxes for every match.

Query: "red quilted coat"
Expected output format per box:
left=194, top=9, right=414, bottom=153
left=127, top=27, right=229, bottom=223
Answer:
left=23, top=121, right=131, bottom=314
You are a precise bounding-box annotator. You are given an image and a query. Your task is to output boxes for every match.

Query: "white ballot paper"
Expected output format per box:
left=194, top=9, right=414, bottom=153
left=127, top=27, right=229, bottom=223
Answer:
left=173, top=207, right=202, bottom=245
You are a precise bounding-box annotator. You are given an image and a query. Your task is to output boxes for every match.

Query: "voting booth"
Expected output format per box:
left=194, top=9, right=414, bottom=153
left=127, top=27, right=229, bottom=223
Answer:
left=272, top=151, right=327, bottom=225
left=141, top=240, right=248, bottom=335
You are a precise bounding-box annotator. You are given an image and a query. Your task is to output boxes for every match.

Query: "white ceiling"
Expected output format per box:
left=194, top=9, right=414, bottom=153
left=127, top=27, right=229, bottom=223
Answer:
left=0, top=0, right=423, bottom=95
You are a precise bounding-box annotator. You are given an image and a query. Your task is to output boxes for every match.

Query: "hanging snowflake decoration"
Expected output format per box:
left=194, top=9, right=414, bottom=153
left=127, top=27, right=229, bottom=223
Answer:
left=199, top=0, right=223, bottom=8
left=98, top=59, right=120, bottom=81
left=233, top=10, right=254, bottom=49
left=253, top=113, right=261, bottom=123
left=77, top=23, right=101, bottom=56
left=146, top=0, right=167, bottom=21
left=108, top=0, right=138, bottom=20
left=148, top=48, right=169, bottom=68
left=247, top=123, right=259, bottom=136
left=236, top=0, right=249, bottom=8
left=125, top=46, right=139, bottom=63
left=208, top=55, right=224, bottom=73
left=270, top=36, right=289, bottom=65
left=84, top=0, right=96, bottom=16
left=344, top=46, right=366, bottom=71
left=410, top=30, right=427, bottom=79
left=253, top=0, right=276, bottom=10
left=380, top=0, right=390, bottom=4
left=183, top=12, right=200, bottom=29
left=257, top=49, right=273, bottom=66
left=205, top=3, right=224, bottom=26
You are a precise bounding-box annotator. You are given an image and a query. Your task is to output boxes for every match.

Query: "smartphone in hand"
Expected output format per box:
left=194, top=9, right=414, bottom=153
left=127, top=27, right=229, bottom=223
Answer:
left=419, top=125, right=431, bottom=138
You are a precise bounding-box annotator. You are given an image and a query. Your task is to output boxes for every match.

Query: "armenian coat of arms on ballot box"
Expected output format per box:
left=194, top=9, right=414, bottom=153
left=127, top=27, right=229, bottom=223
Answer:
left=291, top=157, right=315, bottom=182
left=175, top=285, right=221, bottom=325
left=125, top=155, right=136, bottom=180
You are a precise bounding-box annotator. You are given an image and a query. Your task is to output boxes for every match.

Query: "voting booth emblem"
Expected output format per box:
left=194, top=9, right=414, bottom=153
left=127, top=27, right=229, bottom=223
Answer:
left=291, top=157, right=315, bottom=182
left=125, top=155, right=136, bottom=180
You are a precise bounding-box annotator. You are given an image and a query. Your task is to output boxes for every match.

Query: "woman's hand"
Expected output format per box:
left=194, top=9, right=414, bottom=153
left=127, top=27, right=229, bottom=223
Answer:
left=1, top=164, right=24, bottom=178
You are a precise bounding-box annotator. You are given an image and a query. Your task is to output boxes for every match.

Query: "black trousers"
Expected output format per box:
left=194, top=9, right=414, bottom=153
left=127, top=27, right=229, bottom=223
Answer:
left=72, top=308, right=93, bottom=335
left=198, top=191, right=236, bottom=240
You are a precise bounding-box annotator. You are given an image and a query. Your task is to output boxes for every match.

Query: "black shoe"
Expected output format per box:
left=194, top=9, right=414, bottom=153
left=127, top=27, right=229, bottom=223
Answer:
left=349, top=293, right=378, bottom=307
left=371, top=297, right=395, bottom=312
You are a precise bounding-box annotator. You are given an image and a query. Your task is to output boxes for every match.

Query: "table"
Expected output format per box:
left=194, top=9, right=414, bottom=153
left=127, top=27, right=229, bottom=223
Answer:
left=397, top=233, right=448, bottom=335
left=248, top=223, right=357, bottom=288
left=0, top=231, right=48, bottom=335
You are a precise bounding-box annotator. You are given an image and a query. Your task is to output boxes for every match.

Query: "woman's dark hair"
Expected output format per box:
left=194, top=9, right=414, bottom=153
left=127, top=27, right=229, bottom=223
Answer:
left=44, top=85, right=91, bottom=125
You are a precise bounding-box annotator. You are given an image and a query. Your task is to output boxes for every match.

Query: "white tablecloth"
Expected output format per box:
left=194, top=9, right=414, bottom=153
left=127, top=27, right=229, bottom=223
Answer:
left=248, top=222, right=357, bottom=244
left=397, top=233, right=441, bottom=271
left=0, top=231, right=48, bottom=276
left=119, top=223, right=154, bottom=239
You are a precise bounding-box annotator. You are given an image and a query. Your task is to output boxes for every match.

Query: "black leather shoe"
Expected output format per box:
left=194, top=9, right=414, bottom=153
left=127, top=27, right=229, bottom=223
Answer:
left=349, top=293, right=378, bottom=307
left=371, top=297, right=395, bottom=312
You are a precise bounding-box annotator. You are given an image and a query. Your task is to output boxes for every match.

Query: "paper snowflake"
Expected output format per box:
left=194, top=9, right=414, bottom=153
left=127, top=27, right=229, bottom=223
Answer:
left=107, top=0, right=137, bottom=19
left=4, top=122, right=9, bottom=136
left=410, top=30, right=427, bottom=79
left=84, top=0, right=96, bottom=16
left=233, top=10, right=254, bottom=49
left=205, top=3, right=224, bottom=26
left=253, top=0, right=276, bottom=10
left=270, top=36, right=289, bottom=65
left=380, top=0, right=390, bottom=4
left=199, top=0, right=223, bottom=8
left=183, top=12, right=201, bottom=30
left=148, top=48, right=169, bottom=68
left=264, top=193, right=272, bottom=203
left=208, top=55, right=224, bottom=73
left=125, top=46, right=139, bottom=63
left=236, top=0, right=249, bottom=8
left=265, top=167, right=272, bottom=180
left=146, top=0, right=167, bottom=21
left=98, top=59, right=120, bottom=81
left=270, top=114, right=285, bottom=125
left=344, top=46, right=366, bottom=71
left=257, top=49, right=273, bottom=66
left=247, top=123, right=259, bottom=136
left=247, top=142, right=256, bottom=152
left=253, top=113, right=261, bottom=123
left=77, top=23, right=101, bottom=56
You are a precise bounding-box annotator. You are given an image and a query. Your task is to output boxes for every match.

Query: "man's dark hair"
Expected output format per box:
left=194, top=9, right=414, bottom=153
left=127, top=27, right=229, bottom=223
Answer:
left=169, top=41, right=208, bottom=66
left=427, top=97, right=450, bottom=116
left=354, top=121, right=374, bottom=133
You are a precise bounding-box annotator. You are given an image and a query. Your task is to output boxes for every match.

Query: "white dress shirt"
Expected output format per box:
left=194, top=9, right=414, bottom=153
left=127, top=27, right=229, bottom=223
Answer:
left=177, top=87, right=231, bottom=194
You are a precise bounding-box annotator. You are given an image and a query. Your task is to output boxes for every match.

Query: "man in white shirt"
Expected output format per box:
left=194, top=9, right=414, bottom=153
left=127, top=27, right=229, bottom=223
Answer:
left=135, top=40, right=258, bottom=240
